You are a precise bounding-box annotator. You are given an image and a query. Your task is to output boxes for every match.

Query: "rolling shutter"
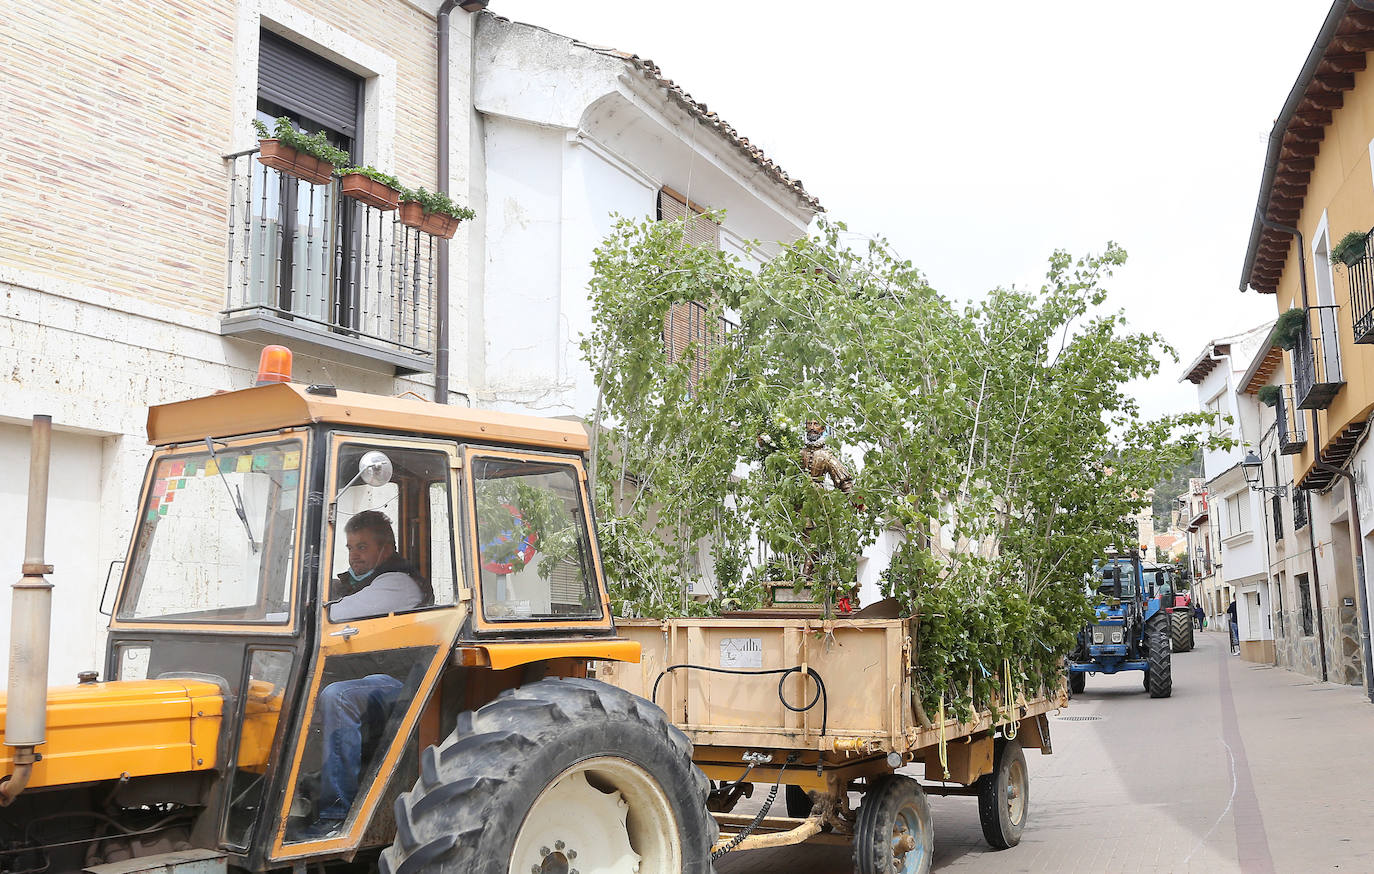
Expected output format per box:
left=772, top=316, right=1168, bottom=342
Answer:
left=657, top=190, right=722, bottom=388
left=258, top=29, right=361, bottom=138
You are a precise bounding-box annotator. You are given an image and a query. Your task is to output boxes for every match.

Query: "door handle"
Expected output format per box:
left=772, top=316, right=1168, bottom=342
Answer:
left=329, top=625, right=360, bottom=639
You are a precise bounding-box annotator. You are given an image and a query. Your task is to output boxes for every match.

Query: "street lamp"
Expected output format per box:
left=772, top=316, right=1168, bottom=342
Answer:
left=1241, top=451, right=1287, bottom=497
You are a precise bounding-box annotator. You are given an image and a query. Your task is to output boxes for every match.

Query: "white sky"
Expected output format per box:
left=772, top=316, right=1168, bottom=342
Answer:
left=491, top=0, right=1334, bottom=418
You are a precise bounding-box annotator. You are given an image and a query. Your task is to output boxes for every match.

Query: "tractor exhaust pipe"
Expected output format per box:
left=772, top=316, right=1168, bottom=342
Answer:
left=1, top=415, right=55, bottom=806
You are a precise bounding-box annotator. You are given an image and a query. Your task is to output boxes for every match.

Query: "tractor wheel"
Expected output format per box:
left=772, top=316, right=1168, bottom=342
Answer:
left=1069, top=672, right=1085, bottom=695
left=853, top=774, right=933, bottom=874
left=1147, top=614, right=1173, bottom=699
left=975, top=738, right=1028, bottom=850
left=380, top=677, right=717, bottom=874
left=785, top=784, right=814, bottom=818
left=1170, top=610, right=1194, bottom=653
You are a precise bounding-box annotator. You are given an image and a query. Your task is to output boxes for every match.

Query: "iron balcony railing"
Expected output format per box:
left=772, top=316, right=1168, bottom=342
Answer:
left=1348, top=228, right=1374, bottom=344
left=1276, top=385, right=1307, bottom=455
left=1293, top=305, right=1344, bottom=410
left=222, top=148, right=439, bottom=372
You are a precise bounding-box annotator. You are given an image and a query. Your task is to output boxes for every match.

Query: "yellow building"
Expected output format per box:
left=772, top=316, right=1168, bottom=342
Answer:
left=1239, top=0, right=1374, bottom=694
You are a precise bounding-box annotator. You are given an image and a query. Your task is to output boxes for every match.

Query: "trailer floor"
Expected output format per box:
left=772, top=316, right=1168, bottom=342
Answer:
left=715, top=632, right=1374, bottom=872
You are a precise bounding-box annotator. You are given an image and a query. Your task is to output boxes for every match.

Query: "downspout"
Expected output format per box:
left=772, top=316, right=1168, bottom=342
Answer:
left=0, top=416, right=54, bottom=806
left=434, top=0, right=459, bottom=404
left=1257, top=214, right=1331, bottom=681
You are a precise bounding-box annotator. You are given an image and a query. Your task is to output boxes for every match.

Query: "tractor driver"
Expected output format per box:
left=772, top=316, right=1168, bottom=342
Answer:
left=298, top=511, right=428, bottom=840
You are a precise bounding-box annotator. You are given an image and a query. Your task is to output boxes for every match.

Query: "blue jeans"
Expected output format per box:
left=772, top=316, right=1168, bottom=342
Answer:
left=1229, top=622, right=1240, bottom=651
left=317, top=674, right=403, bottom=820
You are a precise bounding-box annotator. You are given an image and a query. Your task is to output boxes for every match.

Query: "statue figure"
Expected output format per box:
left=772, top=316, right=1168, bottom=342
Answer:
left=799, top=419, right=864, bottom=614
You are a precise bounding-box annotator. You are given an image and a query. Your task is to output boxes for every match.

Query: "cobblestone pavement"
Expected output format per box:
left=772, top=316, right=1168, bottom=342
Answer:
left=714, top=630, right=1374, bottom=873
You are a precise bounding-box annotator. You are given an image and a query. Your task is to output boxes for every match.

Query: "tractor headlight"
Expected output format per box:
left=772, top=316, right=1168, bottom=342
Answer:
left=1111, top=631, right=1123, bottom=644
left=1093, top=631, right=1104, bottom=644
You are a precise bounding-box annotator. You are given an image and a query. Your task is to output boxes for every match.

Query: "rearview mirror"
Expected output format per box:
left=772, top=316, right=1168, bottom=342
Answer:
left=358, top=451, right=393, bottom=487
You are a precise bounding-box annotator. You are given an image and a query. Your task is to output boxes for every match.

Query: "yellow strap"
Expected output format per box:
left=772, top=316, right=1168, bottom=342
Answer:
left=937, top=692, right=949, bottom=780
left=1003, top=659, right=1019, bottom=740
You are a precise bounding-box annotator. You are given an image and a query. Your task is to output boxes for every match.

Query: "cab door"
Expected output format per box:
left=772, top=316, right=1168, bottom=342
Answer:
left=270, top=433, right=466, bottom=862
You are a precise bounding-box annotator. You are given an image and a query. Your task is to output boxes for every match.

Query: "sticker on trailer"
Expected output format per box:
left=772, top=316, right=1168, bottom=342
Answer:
left=719, top=637, right=763, bottom=668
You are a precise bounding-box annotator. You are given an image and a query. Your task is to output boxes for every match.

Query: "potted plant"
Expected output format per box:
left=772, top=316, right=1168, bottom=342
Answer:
left=1272, top=307, right=1306, bottom=351
left=252, top=117, right=349, bottom=186
left=336, top=165, right=402, bottom=211
left=398, top=187, right=476, bottom=240
left=1257, top=385, right=1281, bottom=408
left=1331, top=229, right=1369, bottom=269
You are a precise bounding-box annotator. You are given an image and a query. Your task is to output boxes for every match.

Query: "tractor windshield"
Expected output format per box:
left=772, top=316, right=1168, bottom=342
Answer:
left=117, top=438, right=302, bottom=623
left=1094, top=563, right=1136, bottom=599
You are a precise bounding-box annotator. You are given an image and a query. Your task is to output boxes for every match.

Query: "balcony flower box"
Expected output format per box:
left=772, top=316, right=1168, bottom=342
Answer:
left=398, top=187, right=475, bottom=240
left=338, top=167, right=402, bottom=211
left=252, top=117, right=348, bottom=188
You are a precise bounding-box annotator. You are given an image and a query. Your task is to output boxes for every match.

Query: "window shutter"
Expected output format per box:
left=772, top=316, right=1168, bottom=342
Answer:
left=657, top=189, right=722, bottom=388
left=258, top=29, right=361, bottom=138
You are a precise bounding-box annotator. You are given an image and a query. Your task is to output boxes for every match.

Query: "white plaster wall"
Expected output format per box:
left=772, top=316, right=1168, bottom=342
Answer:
left=1197, top=364, right=1238, bottom=479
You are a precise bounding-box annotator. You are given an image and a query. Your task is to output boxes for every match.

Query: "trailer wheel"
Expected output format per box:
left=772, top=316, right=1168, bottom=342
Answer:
left=852, top=774, right=933, bottom=874
left=1147, top=614, right=1173, bottom=698
left=1069, top=672, right=1085, bottom=695
left=976, top=738, right=1027, bottom=850
left=380, top=677, right=717, bottom=874
left=1170, top=610, right=1194, bottom=653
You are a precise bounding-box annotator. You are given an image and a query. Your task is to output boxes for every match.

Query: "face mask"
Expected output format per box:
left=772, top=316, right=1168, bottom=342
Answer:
left=347, top=567, right=374, bottom=583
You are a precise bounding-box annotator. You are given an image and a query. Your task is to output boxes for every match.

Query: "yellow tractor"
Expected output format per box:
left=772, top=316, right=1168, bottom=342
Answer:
left=0, top=350, right=715, bottom=873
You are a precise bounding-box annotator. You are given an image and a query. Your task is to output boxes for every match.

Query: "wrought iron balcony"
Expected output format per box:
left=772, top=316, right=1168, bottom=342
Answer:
left=1348, top=228, right=1374, bottom=343
left=221, top=148, right=440, bottom=374
left=1292, top=305, right=1343, bottom=410
left=1276, top=385, right=1307, bottom=455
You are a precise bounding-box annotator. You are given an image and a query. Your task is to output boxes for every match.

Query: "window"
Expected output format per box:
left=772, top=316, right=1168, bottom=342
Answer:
left=1272, top=493, right=1283, bottom=541
left=1298, top=573, right=1314, bottom=636
left=658, top=188, right=732, bottom=388
left=1293, top=488, right=1310, bottom=529
left=1205, top=393, right=1231, bottom=437
left=472, top=456, right=602, bottom=623
left=120, top=439, right=302, bottom=624
left=1225, top=492, right=1250, bottom=537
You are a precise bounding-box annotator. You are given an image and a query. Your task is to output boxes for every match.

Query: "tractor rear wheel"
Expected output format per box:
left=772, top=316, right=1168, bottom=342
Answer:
left=1069, top=672, right=1085, bottom=695
left=1170, top=610, right=1194, bottom=653
left=975, top=738, right=1028, bottom=849
left=380, top=677, right=717, bottom=874
left=1147, top=614, right=1173, bottom=698
left=853, top=774, right=933, bottom=874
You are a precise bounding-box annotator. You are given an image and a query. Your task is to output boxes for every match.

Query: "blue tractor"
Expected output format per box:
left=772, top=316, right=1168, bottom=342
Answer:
left=1067, top=553, right=1172, bottom=698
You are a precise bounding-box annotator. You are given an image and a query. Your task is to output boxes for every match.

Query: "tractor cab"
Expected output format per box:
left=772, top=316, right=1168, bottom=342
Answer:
left=83, top=354, right=634, bottom=868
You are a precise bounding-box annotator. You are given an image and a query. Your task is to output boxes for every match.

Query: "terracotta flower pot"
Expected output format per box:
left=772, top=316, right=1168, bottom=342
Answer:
left=420, top=212, right=460, bottom=240
left=398, top=201, right=426, bottom=229
left=256, top=139, right=334, bottom=186
left=340, top=173, right=401, bottom=211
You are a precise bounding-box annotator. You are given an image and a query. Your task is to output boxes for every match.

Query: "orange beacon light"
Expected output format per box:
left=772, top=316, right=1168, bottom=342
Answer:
left=256, top=345, right=293, bottom=386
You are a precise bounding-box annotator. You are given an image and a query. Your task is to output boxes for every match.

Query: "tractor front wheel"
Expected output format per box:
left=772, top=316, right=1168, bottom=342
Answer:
left=381, top=677, right=716, bottom=874
left=1147, top=614, right=1173, bottom=698
left=1170, top=610, right=1194, bottom=653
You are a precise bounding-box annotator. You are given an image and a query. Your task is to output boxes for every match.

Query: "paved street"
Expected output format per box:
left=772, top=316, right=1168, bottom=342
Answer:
left=716, top=630, right=1374, bottom=873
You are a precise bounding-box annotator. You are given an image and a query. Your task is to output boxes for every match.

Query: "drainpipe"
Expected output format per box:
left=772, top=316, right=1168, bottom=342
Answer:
left=434, top=0, right=459, bottom=405
left=1257, top=214, right=1331, bottom=681
left=0, top=416, right=54, bottom=806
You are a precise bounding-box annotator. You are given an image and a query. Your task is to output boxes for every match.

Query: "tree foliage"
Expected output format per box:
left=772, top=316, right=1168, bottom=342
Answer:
left=581, top=215, right=1218, bottom=719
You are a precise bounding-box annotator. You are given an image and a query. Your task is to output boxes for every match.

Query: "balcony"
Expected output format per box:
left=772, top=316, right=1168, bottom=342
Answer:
left=1293, top=305, right=1343, bottom=410
left=1276, top=385, right=1307, bottom=455
left=221, top=149, right=440, bottom=374
left=1348, top=228, right=1374, bottom=343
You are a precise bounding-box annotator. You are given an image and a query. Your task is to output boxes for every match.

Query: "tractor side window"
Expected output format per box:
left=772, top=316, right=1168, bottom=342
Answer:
left=224, top=648, right=293, bottom=848
left=327, top=444, right=455, bottom=619
left=472, top=456, right=602, bottom=622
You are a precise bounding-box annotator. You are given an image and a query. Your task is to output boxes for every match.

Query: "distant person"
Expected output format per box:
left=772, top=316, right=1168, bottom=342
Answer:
left=1226, top=598, right=1239, bottom=655
left=1194, top=603, right=1205, bottom=630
